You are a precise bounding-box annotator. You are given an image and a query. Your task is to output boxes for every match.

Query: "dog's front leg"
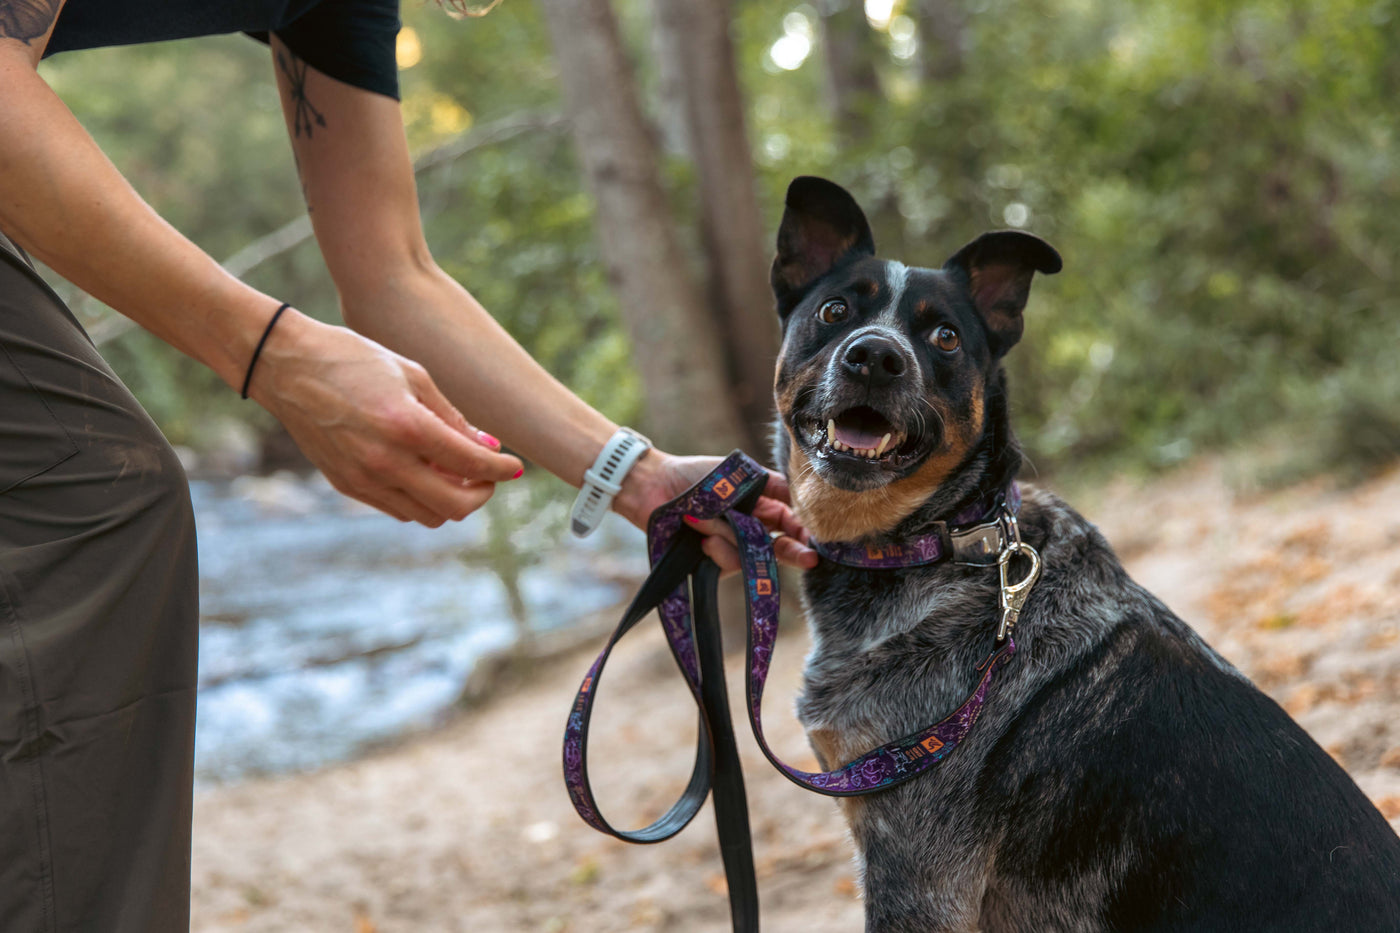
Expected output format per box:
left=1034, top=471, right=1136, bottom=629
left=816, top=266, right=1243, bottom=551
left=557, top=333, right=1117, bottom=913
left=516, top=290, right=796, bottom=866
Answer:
left=857, top=823, right=987, bottom=933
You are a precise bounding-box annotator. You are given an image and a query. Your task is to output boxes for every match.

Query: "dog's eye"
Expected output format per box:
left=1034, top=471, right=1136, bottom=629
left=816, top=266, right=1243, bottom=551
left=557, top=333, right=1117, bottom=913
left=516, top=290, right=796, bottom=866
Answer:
left=931, top=325, right=960, bottom=352
left=816, top=299, right=849, bottom=324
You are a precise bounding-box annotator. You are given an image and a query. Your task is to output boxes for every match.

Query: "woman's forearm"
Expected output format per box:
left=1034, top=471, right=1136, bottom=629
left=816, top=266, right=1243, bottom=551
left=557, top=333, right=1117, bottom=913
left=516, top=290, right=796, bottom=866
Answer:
left=339, top=264, right=647, bottom=493
left=0, top=48, right=524, bottom=527
left=0, top=52, right=277, bottom=388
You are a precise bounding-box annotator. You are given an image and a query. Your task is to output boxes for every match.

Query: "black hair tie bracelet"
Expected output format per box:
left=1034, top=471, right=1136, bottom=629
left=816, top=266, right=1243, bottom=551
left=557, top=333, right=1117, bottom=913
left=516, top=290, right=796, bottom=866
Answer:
left=240, top=302, right=292, bottom=400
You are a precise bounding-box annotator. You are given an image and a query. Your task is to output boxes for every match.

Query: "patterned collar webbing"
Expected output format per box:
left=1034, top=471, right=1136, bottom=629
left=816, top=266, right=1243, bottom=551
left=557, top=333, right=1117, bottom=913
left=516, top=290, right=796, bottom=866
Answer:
left=812, top=483, right=1022, bottom=570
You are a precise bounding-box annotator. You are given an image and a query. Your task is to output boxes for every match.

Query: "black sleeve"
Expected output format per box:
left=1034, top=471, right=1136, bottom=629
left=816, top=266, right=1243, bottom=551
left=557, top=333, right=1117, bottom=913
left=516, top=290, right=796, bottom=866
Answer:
left=250, top=0, right=401, bottom=100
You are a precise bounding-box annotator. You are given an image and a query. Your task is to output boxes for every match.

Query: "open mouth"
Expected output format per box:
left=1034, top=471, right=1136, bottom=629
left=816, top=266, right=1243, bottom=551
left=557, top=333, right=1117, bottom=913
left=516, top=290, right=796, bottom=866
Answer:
left=801, top=405, right=920, bottom=465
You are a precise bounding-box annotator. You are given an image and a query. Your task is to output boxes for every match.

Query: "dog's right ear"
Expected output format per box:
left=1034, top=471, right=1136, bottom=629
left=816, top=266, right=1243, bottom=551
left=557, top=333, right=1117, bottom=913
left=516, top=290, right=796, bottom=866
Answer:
left=771, top=177, right=875, bottom=318
left=944, top=231, right=1061, bottom=357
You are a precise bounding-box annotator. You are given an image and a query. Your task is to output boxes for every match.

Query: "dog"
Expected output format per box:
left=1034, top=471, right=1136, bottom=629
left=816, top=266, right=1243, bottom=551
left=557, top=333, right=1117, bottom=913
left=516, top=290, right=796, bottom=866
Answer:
left=769, top=176, right=1400, bottom=932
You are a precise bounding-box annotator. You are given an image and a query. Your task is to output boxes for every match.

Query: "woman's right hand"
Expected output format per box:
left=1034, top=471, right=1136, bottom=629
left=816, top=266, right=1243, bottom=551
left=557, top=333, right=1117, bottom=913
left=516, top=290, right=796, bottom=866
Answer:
left=247, top=308, right=523, bottom=526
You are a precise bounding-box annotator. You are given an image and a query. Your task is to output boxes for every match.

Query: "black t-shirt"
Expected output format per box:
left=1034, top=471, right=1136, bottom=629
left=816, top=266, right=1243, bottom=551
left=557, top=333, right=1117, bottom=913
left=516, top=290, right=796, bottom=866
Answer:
left=44, top=0, right=402, bottom=100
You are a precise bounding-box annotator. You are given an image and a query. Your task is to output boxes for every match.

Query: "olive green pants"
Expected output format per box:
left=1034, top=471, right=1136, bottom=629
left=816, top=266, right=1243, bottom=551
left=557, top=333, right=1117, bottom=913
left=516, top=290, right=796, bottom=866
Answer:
left=0, top=233, right=198, bottom=932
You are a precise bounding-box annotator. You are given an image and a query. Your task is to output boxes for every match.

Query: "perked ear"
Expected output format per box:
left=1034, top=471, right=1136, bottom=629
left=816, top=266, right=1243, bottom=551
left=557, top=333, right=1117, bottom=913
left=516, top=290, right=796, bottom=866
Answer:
left=944, top=231, right=1062, bottom=356
left=771, top=177, right=876, bottom=317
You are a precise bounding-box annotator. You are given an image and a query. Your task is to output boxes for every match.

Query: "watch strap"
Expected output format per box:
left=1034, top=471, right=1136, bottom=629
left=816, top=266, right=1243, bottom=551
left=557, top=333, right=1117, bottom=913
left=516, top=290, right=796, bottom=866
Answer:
left=570, top=428, right=652, bottom=537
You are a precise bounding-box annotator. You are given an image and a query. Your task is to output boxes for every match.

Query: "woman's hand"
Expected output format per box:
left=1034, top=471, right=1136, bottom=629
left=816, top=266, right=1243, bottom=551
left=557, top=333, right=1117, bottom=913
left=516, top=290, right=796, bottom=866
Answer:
left=248, top=309, right=523, bottom=526
left=613, top=451, right=818, bottom=573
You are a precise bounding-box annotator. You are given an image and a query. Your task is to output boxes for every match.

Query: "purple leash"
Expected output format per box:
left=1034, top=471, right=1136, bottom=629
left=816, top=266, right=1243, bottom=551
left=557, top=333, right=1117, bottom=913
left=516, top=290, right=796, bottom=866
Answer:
left=562, top=451, right=1024, bottom=929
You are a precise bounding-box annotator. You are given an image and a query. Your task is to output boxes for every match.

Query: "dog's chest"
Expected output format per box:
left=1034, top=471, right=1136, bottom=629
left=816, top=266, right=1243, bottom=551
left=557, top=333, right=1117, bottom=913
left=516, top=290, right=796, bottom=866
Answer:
left=796, top=567, right=999, bottom=767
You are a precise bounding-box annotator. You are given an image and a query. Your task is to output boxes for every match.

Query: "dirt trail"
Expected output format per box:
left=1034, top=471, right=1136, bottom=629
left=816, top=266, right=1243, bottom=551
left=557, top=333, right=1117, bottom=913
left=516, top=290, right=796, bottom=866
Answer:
left=190, top=459, right=1400, bottom=932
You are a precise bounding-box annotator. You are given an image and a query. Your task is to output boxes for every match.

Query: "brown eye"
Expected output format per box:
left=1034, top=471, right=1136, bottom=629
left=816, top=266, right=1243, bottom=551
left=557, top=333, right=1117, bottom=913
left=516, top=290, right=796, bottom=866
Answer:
left=932, top=325, right=960, bottom=352
left=816, top=299, right=848, bottom=324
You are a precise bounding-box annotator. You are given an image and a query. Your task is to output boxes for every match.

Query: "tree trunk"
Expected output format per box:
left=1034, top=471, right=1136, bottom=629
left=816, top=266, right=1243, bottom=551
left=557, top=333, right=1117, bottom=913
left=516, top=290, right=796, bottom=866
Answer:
left=647, top=3, right=691, bottom=157
left=652, top=0, right=780, bottom=455
left=916, top=0, right=965, bottom=83
left=537, top=0, right=745, bottom=454
left=818, top=0, right=883, bottom=143
left=817, top=2, right=911, bottom=256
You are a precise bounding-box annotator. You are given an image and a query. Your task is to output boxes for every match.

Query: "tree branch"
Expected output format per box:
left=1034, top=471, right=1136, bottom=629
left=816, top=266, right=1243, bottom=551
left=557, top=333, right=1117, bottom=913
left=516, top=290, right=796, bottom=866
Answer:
left=87, top=110, right=566, bottom=346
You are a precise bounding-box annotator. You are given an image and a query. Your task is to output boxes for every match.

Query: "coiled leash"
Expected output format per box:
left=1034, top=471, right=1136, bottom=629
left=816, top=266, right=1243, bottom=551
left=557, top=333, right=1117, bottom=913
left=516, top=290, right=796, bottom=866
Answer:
left=562, top=451, right=1038, bottom=931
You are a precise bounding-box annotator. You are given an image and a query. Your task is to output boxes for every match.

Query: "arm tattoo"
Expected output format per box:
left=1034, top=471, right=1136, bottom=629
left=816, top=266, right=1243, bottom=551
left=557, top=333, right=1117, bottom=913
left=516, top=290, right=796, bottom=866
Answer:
left=0, top=0, right=61, bottom=44
left=277, top=49, right=326, bottom=139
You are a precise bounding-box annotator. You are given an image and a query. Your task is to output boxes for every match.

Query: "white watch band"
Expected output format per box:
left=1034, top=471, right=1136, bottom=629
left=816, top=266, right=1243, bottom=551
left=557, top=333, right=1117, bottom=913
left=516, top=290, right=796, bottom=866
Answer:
left=570, top=428, right=652, bottom=537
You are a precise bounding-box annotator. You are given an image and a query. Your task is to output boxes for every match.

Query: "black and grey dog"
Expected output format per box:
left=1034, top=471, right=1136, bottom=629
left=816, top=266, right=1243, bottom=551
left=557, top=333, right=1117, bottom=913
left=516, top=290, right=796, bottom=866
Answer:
left=770, top=176, right=1400, bottom=932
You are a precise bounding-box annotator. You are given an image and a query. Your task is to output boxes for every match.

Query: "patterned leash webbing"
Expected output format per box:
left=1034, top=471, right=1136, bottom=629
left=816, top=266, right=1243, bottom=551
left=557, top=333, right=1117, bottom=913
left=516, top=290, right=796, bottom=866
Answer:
left=562, top=451, right=1017, bottom=931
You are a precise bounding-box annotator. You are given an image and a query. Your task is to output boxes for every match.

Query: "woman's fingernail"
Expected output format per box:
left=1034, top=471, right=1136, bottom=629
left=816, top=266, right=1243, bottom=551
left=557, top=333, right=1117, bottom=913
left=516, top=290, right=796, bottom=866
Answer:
left=683, top=514, right=699, bottom=524
left=478, top=431, right=501, bottom=449
left=511, top=468, right=524, bottom=479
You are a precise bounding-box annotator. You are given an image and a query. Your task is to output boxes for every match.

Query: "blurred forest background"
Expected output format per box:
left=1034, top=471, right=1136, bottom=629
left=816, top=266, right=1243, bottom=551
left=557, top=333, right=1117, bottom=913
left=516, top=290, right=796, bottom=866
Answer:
left=30, top=4, right=1400, bottom=921
left=38, top=0, right=1400, bottom=497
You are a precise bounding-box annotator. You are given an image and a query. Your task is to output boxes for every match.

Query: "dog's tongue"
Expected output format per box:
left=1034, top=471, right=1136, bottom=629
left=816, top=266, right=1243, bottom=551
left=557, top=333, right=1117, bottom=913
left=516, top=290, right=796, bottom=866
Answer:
left=834, top=424, right=886, bottom=450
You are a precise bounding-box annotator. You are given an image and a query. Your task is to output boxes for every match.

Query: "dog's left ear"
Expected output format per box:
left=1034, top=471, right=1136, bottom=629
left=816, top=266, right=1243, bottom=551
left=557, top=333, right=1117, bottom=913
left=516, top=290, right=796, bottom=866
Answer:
left=771, top=176, right=876, bottom=318
left=944, top=231, right=1062, bottom=356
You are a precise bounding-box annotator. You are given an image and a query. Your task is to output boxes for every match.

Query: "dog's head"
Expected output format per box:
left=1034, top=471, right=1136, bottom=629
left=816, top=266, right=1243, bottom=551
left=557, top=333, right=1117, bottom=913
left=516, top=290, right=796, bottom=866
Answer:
left=771, top=176, right=1061, bottom=543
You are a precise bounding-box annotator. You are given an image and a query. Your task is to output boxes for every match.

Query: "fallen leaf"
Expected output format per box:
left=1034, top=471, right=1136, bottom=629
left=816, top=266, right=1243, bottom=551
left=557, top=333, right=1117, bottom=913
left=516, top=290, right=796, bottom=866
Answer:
left=1256, top=652, right=1312, bottom=688
left=1285, top=683, right=1324, bottom=716
left=629, top=900, right=663, bottom=926
left=1296, top=556, right=1332, bottom=584
left=569, top=857, right=600, bottom=886
left=834, top=876, right=859, bottom=899
left=1365, top=629, right=1400, bottom=651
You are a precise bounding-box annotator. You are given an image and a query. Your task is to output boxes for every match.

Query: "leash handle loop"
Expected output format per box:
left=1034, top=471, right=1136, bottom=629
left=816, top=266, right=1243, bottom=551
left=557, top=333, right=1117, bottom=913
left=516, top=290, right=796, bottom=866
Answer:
left=562, top=452, right=768, bottom=930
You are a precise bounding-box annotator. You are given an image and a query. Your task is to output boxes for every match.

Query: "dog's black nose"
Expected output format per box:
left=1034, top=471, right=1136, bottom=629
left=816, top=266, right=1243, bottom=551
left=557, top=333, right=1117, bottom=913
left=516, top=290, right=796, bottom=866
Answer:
left=842, top=334, right=907, bottom=387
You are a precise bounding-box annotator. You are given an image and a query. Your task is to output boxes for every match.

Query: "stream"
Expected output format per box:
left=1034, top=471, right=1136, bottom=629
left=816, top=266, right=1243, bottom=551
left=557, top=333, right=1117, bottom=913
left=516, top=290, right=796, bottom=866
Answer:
left=189, top=472, right=646, bottom=783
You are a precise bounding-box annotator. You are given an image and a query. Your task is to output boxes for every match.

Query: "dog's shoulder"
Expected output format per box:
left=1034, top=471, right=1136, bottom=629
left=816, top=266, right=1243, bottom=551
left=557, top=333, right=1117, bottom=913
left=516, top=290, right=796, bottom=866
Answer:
left=982, top=487, right=1400, bottom=925
left=979, top=604, right=1400, bottom=927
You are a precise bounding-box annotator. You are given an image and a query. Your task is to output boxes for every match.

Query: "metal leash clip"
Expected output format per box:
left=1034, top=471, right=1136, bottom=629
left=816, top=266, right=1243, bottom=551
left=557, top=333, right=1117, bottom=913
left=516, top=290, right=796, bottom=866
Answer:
left=995, top=508, right=1040, bottom=643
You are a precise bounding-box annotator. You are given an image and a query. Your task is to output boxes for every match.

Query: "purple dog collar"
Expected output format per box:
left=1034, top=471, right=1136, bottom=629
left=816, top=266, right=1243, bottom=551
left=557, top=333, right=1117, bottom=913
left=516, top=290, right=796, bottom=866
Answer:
left=811, top=483, right=1022, bottom=570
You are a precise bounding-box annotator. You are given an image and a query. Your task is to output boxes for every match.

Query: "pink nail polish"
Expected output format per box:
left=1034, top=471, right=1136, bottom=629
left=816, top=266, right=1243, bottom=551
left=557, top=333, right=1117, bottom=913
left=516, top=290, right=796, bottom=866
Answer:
left=511, top=468, right=524, bottom=479
left=683, top=514, right=699, bottom=524
left=478, top=431, right=500, bottom=449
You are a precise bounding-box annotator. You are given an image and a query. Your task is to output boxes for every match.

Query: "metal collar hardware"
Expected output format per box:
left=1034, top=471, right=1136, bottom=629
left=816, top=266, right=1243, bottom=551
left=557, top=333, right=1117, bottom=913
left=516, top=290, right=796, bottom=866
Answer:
left=994, top=507, right=1040, bottom=643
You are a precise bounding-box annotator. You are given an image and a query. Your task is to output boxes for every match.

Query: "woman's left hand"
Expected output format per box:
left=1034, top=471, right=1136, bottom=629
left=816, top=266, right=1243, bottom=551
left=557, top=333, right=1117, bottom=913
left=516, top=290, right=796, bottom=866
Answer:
left=613, top=451, right=818, bottom=574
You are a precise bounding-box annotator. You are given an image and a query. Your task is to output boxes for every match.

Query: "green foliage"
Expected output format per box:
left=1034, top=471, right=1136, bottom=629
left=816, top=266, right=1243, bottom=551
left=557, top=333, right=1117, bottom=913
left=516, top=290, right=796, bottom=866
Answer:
left=33, top=0, right=1399, bottom=484
left=738, top=0, right=1399, bottom=480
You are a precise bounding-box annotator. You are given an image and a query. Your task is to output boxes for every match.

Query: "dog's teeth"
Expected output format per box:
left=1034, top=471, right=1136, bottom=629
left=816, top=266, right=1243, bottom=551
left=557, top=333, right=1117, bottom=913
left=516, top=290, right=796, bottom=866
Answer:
left=827, top=419, right=837, bottom=448
left=876, top=433, right=892, bottom=457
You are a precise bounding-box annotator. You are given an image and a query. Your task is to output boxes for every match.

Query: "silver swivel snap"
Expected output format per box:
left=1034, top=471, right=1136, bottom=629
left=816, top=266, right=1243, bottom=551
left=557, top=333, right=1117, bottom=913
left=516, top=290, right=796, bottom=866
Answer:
left=995, top=530, right=1040, bottom=643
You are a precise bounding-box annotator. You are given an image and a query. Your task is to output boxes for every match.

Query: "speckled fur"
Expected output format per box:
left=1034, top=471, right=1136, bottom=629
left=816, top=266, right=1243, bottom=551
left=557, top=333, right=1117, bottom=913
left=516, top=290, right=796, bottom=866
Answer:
left=768, top=178, right=1400, bottom=932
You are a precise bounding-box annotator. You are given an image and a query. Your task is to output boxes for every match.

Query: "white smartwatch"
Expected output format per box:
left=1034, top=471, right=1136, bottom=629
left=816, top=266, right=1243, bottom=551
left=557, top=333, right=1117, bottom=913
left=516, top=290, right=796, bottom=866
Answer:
left=570, top=428, right=653, bottom=537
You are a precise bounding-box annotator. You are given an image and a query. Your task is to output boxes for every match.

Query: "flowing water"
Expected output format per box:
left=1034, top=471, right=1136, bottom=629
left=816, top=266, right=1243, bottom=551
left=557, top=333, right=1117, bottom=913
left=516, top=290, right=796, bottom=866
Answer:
left=190, top=473, right=646, bottom=783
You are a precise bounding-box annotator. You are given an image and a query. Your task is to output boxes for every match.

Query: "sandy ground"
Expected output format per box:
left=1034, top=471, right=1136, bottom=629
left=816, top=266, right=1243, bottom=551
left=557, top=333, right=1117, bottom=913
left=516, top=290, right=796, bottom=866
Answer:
left=190, top=459, right=1400, bottom=932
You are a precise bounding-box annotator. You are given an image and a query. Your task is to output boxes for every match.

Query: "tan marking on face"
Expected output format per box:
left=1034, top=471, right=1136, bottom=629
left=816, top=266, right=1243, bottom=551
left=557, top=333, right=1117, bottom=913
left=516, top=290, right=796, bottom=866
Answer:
left=773, top=355, right=825, bottom=419
left=786, top=388, right=986, bottom=543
